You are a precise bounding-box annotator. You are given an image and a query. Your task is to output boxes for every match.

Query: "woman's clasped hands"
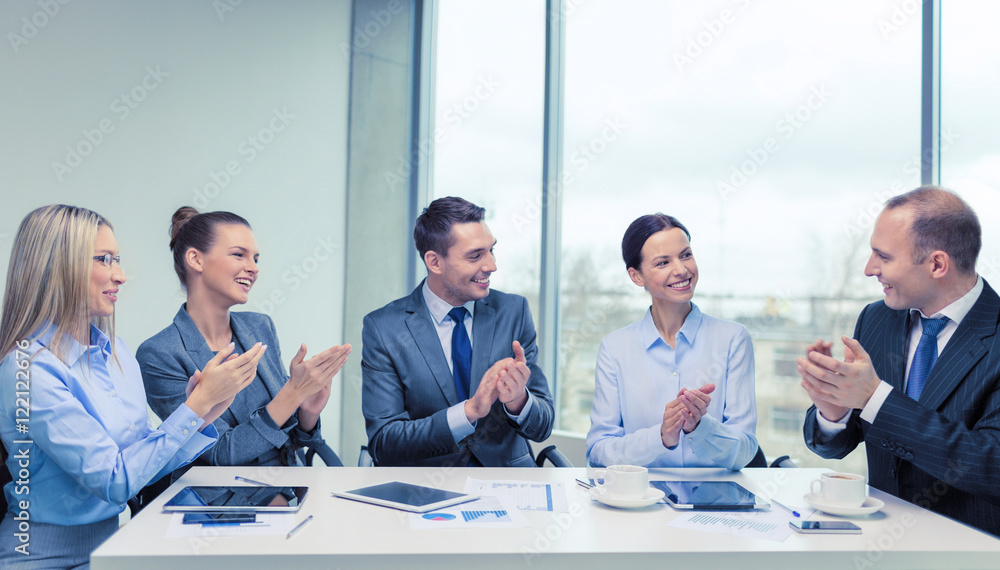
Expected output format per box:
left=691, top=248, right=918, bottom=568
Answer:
left=660, top=383, right=716, bottom=448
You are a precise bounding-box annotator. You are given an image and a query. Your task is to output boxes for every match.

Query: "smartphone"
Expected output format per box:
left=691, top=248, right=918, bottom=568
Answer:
left=790, top=520, right=861, bottom=534
left=182, top=512, right=257, bottom=525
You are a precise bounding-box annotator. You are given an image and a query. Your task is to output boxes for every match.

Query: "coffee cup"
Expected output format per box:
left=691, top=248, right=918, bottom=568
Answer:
left=592, top=465, right=649, bottom=499
left=810, top=472, right=867, bottom=508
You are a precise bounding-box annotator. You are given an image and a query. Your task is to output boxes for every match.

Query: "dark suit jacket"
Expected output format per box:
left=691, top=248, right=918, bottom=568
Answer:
left=805, top=280, right=1000, bottom=537
left=137, top=305, right=324, bottom=474
left=361, top=284, right=554, bottom=467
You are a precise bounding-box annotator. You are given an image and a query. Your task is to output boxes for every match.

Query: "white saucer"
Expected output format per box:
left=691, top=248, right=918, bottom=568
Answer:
left=589, top=487, right=665, bottom=509
left=803, top=493, right=885, bottom=517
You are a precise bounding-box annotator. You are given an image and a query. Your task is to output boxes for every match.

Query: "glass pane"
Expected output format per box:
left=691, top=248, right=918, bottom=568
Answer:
left=941, top=1, right=1000, bottom=285
left=559, top=0, right=922, bottom=473
left=432, top=0, right=545, bottom=314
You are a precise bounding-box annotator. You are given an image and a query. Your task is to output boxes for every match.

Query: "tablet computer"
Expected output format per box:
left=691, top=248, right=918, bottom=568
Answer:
left=162, top=485, right=309, bottom=513
left=331, top=481, right=479, bottom=513
left=651, top=481, right=767, bottom=510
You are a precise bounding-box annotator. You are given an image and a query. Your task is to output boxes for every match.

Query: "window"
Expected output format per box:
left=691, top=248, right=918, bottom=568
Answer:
left=430, top=1, right=978, bottom=475
left=941, top=2, right=1000, bottom=285
left=433, top=0, right=545, bottom=314
left=554, top=0, right=919, bottom=472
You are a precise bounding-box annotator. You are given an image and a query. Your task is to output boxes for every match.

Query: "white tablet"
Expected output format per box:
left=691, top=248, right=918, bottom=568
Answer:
left=162, top=485, right=309, bottom=513
left=331, top=481, right=479, bottom=513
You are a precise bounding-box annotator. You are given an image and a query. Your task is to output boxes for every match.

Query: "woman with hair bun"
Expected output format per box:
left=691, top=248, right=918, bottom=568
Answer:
left=0, top=205, right=255, bottom=568
left=586, top=213, right=758, bottom=470
left=137, top=207, right=350, bottom=474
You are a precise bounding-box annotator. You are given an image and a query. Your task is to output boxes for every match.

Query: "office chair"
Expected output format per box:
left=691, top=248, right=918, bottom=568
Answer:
left=358, top=444, right=572, bottom=467
left=532, top=444, right=573, bottom=467
left=358, top=445, right=375, bottom=467
left=0, top=443, right=9, bottom=515
left=747, top=445, right=796, bottom=468
left=127, top=473, right=173, bottom=516
left=304, top=442, right=344, bottom=467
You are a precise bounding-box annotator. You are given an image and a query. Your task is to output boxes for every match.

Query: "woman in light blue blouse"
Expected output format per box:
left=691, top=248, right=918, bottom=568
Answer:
left=0, top=205, right=261, bottom=569
left=586, top=213, right=758, bottom=470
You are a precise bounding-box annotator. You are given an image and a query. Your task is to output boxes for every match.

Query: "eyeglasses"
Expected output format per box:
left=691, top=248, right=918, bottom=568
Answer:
left=93, top=254, right=121, bottom=267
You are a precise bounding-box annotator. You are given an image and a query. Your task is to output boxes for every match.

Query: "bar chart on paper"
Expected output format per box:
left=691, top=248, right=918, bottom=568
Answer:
left=461, top=509, right=511, bottom=523
left=668, top=511, right=793, bottom=541
left=409, top=496, right=529, bottom=530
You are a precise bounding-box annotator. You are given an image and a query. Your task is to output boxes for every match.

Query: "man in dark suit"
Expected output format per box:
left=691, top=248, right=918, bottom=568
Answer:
left=800, top=186, right=1000, bottom=537
left=361, top=197, right=554, bottom=467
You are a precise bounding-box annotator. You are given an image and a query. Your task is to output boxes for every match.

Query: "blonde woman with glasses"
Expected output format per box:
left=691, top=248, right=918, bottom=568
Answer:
left=0, top=205, right=261, bottom=569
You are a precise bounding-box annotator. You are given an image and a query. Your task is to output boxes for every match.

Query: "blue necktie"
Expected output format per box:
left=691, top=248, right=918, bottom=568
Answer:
left=448, top=307, right=472, bottom=401
left=906, top=316, right=949, bottom=401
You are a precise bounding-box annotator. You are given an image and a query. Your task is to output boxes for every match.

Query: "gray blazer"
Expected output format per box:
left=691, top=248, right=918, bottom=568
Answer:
left=361, top=284, right=554, bottom=467
left=804, top=280, right=1000, bottom=537
left=137, top=305, right=324, bottom=473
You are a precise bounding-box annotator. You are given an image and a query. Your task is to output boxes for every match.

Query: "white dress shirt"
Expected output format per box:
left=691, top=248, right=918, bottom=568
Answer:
left=421, top=281, right=534, bottom=443
left=817, top=276, right=983, bottom=433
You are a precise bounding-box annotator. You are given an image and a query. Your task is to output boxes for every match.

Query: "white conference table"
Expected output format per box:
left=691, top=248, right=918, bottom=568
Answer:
left=91, top=466, right=1000, bottom=569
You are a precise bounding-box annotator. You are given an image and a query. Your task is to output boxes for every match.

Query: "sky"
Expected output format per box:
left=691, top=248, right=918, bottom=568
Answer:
left=432, top=0, right=1000, bottom=311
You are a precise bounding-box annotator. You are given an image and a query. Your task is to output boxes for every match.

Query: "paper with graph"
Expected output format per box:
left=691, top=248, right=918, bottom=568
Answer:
left=667, top=510, right=794, bottom=542
left=409, top=495, right=529, bottom=530
left=463, top=477, right=569, bottom=512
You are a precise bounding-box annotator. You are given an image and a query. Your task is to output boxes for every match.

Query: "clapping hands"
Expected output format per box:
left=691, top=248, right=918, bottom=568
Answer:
left=185, top=342, right=267, bottom=428
left=465, top=341, right=532, bottom=422
left=660, top=383, right=716, bottom=448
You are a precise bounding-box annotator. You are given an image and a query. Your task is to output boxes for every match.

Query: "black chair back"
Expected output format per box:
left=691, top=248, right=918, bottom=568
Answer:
left=0, top=443, right=11, bottom=515
left=746, top=445, right=768, bottom=468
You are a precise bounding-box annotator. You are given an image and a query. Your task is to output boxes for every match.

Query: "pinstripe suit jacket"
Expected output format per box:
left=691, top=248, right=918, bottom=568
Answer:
left=804, top=280, right=1000, bottom=537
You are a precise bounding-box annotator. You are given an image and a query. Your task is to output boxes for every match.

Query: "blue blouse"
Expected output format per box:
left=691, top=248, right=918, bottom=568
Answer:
left=0, top=324, right=216, bottom=524
left=586, top=304, right=758, bottom=469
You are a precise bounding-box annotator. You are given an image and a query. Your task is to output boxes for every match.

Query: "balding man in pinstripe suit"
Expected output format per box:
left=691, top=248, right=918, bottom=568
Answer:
left=799, top=186, right=1000, bottom=537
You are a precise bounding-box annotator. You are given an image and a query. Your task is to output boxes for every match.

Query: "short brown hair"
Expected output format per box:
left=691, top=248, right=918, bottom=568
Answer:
left=413, top=197, right=486, bottom=259
left=885, top=186, right=981, bottom=274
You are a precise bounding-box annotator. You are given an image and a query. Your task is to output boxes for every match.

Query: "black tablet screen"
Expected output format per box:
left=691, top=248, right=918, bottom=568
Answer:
left=651, top=481, right=759, bottom=510
left=346, top=481, right=468, bottom=507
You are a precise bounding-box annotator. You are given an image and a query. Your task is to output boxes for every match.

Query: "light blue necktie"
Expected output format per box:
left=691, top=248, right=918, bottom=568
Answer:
left=448, top=307, right=472, bottom=401
left=906, top=316, right=949, bottom=401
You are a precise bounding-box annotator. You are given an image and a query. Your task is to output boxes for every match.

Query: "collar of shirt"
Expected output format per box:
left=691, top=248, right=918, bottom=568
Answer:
left=422, top=279, right=477, bottom=325
left=638, top=302, right=704, bottom=350
left=900, top=275, right=984, bottom=390
left=34, top=322, right=111, bottom=366
left=909, top=275, right=983, bottom=329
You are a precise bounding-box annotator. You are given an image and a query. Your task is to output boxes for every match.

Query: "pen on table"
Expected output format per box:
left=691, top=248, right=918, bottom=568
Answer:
left=235, top=476, right=268, bottom=486
left=286, top=515, right=314, bottom=539
left=575, top=478, right=593, bottom=489
left=771, top=499, right=801, bottom=518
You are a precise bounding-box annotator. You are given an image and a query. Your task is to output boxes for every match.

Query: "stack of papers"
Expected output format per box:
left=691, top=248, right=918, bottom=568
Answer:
left=464, top=478, right=569, bottom=512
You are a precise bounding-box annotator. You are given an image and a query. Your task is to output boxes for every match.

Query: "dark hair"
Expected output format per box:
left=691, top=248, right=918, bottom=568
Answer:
left=621, top=213, right=691, bottom=270
left=169, top=206, right=251, bottom=287
left=413, top=196, right=486, bottom=259
left=885, top=186, right=981, bottom=274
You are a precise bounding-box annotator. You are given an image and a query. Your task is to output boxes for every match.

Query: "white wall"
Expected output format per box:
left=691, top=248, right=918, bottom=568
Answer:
left=0, top=0, right=352, bottom=451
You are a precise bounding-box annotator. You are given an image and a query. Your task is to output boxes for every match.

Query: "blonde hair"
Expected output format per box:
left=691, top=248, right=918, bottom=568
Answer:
left=0, top=205, right=117, bottom=363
